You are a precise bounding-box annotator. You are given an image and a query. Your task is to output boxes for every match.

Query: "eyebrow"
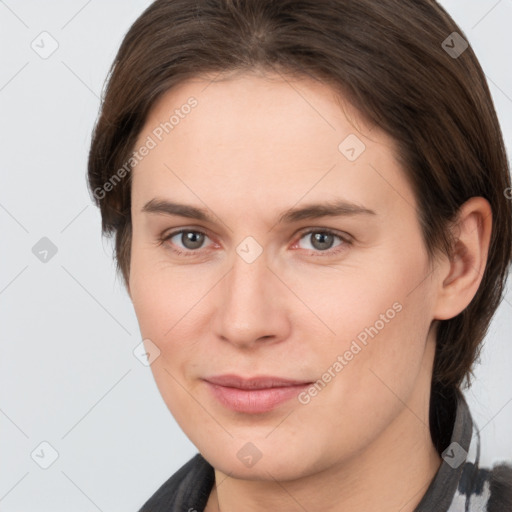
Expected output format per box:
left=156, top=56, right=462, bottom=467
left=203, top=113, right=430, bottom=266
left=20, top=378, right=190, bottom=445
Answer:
left=141, top=198, right=377, bottom=224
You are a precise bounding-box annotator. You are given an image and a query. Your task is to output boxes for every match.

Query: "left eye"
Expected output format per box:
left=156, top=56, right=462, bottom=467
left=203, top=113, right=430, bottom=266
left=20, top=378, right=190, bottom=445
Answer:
left=295, top=229, right=349, bottom=254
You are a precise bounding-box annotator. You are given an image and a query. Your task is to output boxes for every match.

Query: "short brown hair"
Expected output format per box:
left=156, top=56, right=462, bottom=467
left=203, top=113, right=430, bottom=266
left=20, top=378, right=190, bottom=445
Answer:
left=87, top=0, right=512, bottom=440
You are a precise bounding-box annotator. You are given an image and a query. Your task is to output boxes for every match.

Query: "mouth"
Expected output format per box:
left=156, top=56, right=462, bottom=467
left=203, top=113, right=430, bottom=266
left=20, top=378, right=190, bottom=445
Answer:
left=203, top=374, right=313, bottom=414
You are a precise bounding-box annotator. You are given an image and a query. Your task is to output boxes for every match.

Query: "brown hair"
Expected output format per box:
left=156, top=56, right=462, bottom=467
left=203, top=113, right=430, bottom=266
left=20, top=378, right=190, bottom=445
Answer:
left=87, top=0, right=512, bottom=448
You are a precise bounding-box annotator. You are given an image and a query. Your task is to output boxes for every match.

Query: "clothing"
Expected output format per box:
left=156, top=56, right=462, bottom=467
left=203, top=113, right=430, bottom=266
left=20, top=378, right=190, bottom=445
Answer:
left=138, top=390, right=512, bottom=511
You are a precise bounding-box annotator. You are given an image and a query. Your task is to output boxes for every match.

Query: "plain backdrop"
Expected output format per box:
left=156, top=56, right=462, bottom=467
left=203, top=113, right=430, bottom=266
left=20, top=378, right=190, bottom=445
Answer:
left=1, top=1, right=511, bottom=510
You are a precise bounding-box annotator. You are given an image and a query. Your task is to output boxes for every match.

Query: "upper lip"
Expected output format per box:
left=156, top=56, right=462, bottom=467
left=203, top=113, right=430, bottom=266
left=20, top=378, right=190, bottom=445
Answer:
left=204, top=374, right=313, bottom=389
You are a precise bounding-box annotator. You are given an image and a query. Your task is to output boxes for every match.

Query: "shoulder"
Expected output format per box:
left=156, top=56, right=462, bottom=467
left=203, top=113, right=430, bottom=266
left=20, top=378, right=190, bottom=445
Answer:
left=137, top=453, right=215, bottom=512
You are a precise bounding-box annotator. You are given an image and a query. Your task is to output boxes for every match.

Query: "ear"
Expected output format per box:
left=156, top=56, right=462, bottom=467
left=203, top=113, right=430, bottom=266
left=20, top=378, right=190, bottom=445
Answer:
left=432, top=197, right=493, bottom=321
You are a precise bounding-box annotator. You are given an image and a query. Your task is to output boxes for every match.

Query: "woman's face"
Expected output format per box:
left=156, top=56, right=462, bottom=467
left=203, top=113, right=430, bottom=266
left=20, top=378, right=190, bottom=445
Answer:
left=128, top=72, right=442, bottom=480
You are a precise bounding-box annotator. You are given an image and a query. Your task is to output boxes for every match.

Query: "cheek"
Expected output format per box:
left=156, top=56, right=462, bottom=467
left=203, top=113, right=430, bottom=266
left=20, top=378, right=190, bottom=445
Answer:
left=129, top=248, right=223, bottom=419
left=130, top=255, right=207, bottom=427
left=293, top=250, right=433, bottom=401
left=129, top=243, right=209, bottom=340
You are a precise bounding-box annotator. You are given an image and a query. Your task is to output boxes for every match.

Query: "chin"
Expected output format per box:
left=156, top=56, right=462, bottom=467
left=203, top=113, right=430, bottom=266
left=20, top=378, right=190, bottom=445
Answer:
left=198, top=436, right=326, bottom=482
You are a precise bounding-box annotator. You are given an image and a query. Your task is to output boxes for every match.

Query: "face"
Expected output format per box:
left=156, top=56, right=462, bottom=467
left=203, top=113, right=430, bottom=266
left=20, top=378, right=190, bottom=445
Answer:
left=128, top=72, right=440, bottom=481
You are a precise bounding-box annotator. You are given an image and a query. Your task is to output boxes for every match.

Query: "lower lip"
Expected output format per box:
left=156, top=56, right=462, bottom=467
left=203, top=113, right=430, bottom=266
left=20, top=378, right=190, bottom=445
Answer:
left=205, top=381, right=311, bottom=414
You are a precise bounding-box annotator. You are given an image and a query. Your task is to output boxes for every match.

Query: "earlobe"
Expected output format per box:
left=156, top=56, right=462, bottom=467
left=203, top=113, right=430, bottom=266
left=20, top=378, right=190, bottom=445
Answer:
left=433, top=197, right=493, bottom=321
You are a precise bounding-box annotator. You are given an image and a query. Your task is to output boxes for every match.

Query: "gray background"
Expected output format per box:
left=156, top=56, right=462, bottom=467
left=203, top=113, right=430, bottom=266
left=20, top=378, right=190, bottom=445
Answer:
left=1, top=1, right=511, bottom=510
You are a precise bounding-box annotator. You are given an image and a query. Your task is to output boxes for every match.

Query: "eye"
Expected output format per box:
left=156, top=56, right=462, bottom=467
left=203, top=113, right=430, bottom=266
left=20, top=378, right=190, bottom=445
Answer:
left=159, top=229, right=213, bottom=257
left=294, top=229, right=351, bottom=256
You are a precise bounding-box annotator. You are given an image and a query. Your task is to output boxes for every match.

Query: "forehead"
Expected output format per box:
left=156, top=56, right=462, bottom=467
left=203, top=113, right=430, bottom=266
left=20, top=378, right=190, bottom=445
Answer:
left=140, top=71, right=378, bottom=151
left=131, top=72, right=416, bottom=219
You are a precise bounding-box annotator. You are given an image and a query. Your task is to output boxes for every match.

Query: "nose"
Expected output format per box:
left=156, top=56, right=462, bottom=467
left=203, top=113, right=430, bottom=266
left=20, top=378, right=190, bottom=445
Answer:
left=211, top=247, right=291, bottom=349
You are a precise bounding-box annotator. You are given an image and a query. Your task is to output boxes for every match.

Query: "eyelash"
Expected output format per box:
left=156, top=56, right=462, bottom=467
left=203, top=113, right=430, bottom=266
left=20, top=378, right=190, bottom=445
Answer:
left=157, top=228, right=352, bottom=258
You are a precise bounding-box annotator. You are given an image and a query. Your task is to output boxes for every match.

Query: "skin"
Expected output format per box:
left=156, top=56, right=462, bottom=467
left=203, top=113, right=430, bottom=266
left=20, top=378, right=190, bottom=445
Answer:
left=127, top=71, right=492, bottom=512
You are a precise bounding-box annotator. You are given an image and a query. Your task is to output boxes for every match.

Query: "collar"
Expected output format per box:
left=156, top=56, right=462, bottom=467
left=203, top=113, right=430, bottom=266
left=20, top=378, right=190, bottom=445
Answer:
left=414, top=389, right=490, bottom=511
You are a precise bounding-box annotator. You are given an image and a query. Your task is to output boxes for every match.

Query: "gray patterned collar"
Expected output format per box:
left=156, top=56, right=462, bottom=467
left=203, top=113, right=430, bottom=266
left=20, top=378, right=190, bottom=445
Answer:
left=414, top=390, right=491, bottom=511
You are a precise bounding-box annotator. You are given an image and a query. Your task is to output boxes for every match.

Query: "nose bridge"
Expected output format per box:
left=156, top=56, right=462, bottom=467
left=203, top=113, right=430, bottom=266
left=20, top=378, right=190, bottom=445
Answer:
left=225, top=244, right=270, bottom=318
left=214, top=241, right=282, bottom=344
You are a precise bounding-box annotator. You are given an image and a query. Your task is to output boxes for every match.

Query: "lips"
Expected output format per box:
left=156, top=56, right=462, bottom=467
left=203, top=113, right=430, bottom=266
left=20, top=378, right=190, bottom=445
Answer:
left=203, top=374, right=313, bottom=413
